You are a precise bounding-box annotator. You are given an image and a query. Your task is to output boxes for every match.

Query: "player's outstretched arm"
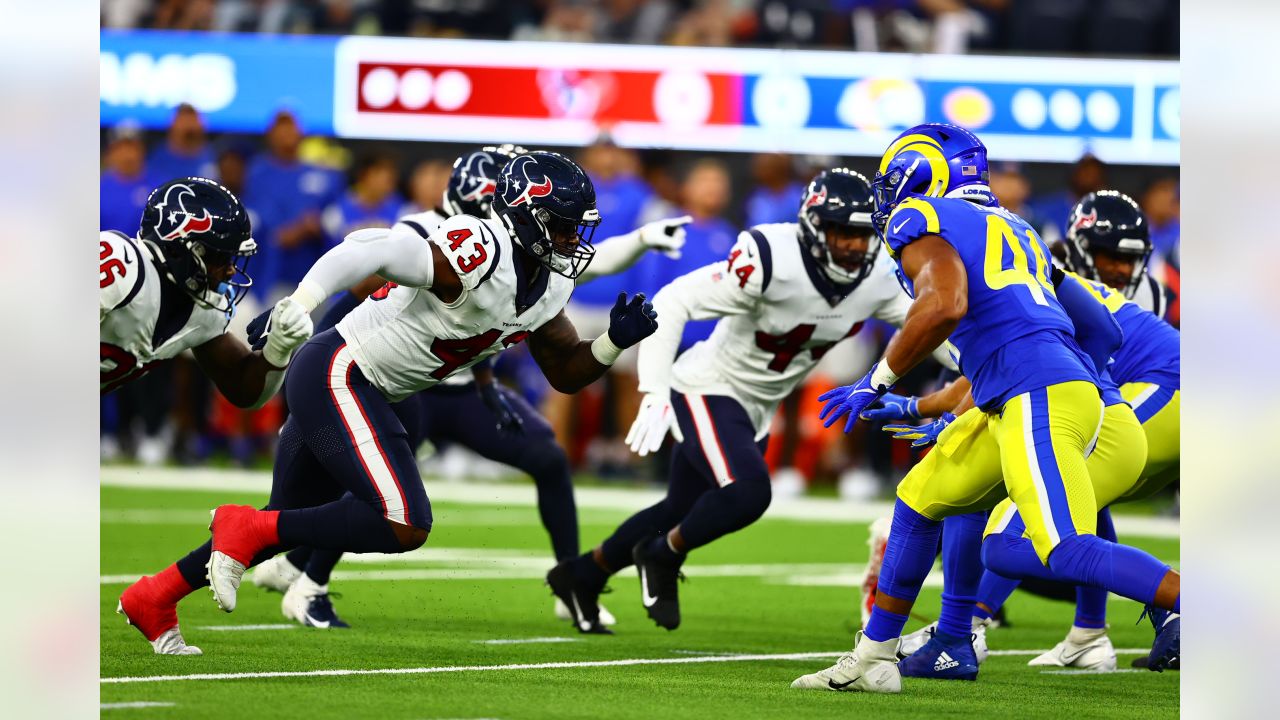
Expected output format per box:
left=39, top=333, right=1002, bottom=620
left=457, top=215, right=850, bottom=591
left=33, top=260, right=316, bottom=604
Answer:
left=578, top=216, right=692, bottom=282
left=528, top=293, right=658, bottom=394
left=192, top=333, right=291, bottom=409
left=817, top=235, right=968, bottom=432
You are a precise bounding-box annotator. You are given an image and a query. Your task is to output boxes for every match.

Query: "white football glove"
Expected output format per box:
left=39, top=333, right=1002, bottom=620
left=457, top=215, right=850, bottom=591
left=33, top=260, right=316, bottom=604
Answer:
left=262, top=296, right=314, bottom=368
left=636, top=215, right=692, bottom=259
left=625, top=392, right=684, bottom=456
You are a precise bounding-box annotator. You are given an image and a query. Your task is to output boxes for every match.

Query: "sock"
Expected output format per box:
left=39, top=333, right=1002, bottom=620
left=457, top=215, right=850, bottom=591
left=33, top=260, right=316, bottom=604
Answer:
left=672, top=479, right=771, bottom=552
left=293, top=570, right=327, bottom=595
left=1074, top=509, right=1116, bottom=629
left=975, top=570, right=1021, bottom=621
left=937, top=513, right=985, bottom=639
left=153, top=563, right=195, bottom=604
left=276, top=495, right=404, bottom=554
left=646, top=533, right=683, bottom=565
left=1046, top=534, right=1173, bottom=608
left=598, top=501, right=682, bottom=572
left=864, top=499, right=943, bottom=642
left=1067, top=624, right=1107, bottom=644
left=175, top=541, right=213, bottom=589
left=570, top=551, right=611, bottom=590
left=305, top=549, right=344, bottom=586
left=285, top=547, right=313, bottom=571
left=525, top=444, right=580, bottom=561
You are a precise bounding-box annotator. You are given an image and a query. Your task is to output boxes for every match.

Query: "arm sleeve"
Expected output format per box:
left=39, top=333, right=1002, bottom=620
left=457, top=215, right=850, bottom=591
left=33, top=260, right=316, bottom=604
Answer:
left=1055, top=272, right=1124, bottom=372
left=578, top=229, right=645, bottom=282
left=293, top=224, right=436, bottom=309
left=635, top=232, right=764, bottom=395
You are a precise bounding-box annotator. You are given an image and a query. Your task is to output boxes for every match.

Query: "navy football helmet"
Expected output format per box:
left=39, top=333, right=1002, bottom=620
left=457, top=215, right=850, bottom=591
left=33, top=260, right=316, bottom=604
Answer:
left=1063, top=190, right=1152, bottom=299
left=798, top=168, right=880, bottom=287
left=442, top=144, right=528, bottom=219
left=139, top=177, right=256, bottom=313
left=492, top=151, right=600, bottom=279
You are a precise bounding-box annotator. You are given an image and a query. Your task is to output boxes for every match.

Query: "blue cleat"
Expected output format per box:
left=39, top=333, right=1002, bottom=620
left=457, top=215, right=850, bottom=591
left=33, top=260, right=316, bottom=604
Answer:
left=1142, top=606, right=1179, bottom=672
left=897, top=630, right=979, bottom=681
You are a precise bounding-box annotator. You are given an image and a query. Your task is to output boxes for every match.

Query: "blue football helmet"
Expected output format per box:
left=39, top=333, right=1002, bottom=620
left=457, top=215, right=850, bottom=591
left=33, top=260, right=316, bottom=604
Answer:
left=1064, top=190, right=1152, bottom=299
left=870, top=123, right=994, bottom=233
left=797, top=168, right=879, bottom=287
left=442, top=144, right=528, bottom=219
left=492, top=151, right=600, bottom=280
left=139, top=176, right=256, bottom=313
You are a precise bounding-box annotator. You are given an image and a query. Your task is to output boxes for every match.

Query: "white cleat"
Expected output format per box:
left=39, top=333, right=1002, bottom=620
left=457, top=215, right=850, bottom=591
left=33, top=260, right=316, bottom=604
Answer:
left=206, top=550, right=246, bottom=613
left=791, top=632, right=902, bottom=693
left=116, top=601, right=202, bottom=656
left=252, top=555, right=302, bottom=594
left=150, top=626, right=203, bottom=656
left=972, top=617, right=990, bottom=665
left=1028, top=628, right=1117, bottom=671
left=555, top=597, right=617, bottom=626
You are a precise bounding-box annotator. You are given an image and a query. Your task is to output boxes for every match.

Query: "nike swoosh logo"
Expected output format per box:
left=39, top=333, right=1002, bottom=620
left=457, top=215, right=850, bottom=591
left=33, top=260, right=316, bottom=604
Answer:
left=828, top=678, right=855, bottom=690
left=640, top=568, right=659, bottom=607
left=569, top=594, right=591, bottom=632
left=303, top=612, right=330, bottom=629
left=1060, top=646, right=1094, bottom=664
left=892, top=220, right=909, bottom=234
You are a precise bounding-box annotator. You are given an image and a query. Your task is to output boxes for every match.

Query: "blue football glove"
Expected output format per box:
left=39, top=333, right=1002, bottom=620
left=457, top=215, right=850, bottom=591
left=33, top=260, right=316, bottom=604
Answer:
left=883, top=412, right=956, bottom=448
left=246, top=307, right=272, bottom=351
left=817, top=363, right=894, bottom=433
left=606, top=292, right=659, bottom=349
left=478, top=383, right=525, bottom=436
left=860, top=393, right=921, bottom=423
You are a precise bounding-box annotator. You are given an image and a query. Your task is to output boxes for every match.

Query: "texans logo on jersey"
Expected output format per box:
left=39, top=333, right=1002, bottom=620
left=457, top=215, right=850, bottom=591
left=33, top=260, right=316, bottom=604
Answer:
left=457, top=152, right=499, bottom=202
left=500, top=155, right=554, bottom=207
left=153, top=183, right=214, bottom=241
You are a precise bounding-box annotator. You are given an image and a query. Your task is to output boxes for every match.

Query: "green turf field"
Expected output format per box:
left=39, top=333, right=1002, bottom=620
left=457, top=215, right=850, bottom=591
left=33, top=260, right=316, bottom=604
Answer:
left=100, top=469, right=1178, bottom=718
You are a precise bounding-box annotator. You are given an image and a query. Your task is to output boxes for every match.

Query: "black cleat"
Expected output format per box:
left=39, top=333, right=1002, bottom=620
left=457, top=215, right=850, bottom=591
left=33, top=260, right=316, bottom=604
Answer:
left=633, top=539, right=684, bottom=631
left=546, top=561, right=612, bottom=635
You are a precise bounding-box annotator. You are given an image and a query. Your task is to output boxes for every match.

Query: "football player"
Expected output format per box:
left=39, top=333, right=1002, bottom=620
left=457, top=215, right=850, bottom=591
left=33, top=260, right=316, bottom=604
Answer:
left=1062, top=190, right=1171, bottom=320
left=546, top=168, right=956, bottom=634
left=101, top=176, right=311, bottom=410
left=791, top=124, right=1179, bottom=694
left=117, top=152, right=659, bottom=654
left=251, top=145, right=690, bottom=629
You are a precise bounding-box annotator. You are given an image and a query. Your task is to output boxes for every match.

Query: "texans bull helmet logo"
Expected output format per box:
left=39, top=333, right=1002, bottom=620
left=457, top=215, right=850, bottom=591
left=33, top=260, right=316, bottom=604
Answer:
left=1071, top=207, right=1098, bottom=234
left=153, top=183, right=214, bottom=241
left=500, top=155, right=554, bottom=207
left=457, top=152, right=500, bottom=203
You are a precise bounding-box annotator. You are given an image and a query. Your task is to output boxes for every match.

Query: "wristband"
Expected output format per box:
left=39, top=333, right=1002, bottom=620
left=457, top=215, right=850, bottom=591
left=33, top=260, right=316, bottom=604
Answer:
left=289, top=279, right=326, bottom=314
left=870, top=360, right=900, bottom=389
left=590, top=333, right=624, bottom=366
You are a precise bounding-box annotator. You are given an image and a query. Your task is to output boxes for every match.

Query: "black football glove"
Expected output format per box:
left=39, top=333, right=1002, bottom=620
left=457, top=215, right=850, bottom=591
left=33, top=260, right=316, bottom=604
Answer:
left=478, top=382, right=525, bottom=436
left=605, top=292, right=659, bottom=349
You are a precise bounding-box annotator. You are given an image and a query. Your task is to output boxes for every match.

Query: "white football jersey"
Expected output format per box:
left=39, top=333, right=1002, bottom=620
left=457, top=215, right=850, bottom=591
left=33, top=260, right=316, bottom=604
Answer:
left=335, top=214, right=574, bottom=401
left=1129, top=273, right=1170, bottom=321
left=396, top=208, right=473, bottom=388
left=99, top=230, right=230, bottom=393
left=638, top=223, right=912, bottom=439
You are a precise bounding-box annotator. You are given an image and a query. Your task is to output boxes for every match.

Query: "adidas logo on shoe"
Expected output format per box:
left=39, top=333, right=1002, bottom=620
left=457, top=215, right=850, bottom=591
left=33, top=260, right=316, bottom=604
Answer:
left=934, top=652, right=960, bottom=671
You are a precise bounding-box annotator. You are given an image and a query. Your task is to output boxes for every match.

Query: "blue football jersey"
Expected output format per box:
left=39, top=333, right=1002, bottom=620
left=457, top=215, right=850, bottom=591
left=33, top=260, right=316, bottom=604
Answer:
left=884, top=196, right=1096, bottom=410
left=1065, top=273, right=1180, bottom=391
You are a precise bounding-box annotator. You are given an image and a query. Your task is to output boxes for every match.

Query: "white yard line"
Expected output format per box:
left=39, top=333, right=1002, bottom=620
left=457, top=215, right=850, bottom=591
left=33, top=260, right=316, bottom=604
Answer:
left=100, top=466, right=1180, bottom=538
left=473, top=638, right=580, bottom=645
left=101, top=702, right=176, bottom=709
left=195, top=624, right=297, bottom=632
left=99, top=648, right=1156, bottom=685
left=1039, top=668, right=1147, bottom=675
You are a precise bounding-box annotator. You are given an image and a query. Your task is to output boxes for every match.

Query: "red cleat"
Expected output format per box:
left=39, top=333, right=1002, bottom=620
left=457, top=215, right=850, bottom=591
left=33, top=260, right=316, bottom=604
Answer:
left=118, top=566, right=201, bottom=655
left=207, top=505, right=279, bottom=613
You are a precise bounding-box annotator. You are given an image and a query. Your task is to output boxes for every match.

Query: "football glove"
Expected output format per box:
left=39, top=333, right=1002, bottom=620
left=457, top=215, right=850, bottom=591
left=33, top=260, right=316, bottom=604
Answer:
left=625, top=392, right=684, bottom=456
left=606, top=292, right=659, bottom=349
left=817, top=362, right=895, bottom=433
left=883, top=412, right=956, bottom=448
left=477, top=382, right=525, bottom=436
left=637, top=215, right=692, bottom=259
left=247, top=297, right=313, bottom=368
left=860, top=393, right=921, bottom=423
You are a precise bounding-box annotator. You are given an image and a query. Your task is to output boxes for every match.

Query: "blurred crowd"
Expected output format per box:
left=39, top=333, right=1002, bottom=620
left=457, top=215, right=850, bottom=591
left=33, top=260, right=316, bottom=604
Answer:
left=100, top=103, right=1180, bottom=499
left=102, top=0, right=1179, bottom=57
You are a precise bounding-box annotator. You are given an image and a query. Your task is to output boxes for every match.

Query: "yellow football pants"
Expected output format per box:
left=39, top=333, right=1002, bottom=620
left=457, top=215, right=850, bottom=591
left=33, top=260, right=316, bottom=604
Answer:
left=1115, top=382, right=1180, bottom=502
left=897, top=381, right=1109, bottom=562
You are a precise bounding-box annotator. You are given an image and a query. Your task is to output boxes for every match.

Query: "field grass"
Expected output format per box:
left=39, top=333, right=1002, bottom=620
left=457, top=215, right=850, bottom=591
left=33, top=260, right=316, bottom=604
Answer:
left=100, top=471, right=1178, bottom=719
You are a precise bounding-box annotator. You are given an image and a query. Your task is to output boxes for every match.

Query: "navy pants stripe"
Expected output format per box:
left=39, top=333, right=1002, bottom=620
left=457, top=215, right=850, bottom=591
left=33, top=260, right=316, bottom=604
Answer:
left=278, top=329, right=432, bottom=529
